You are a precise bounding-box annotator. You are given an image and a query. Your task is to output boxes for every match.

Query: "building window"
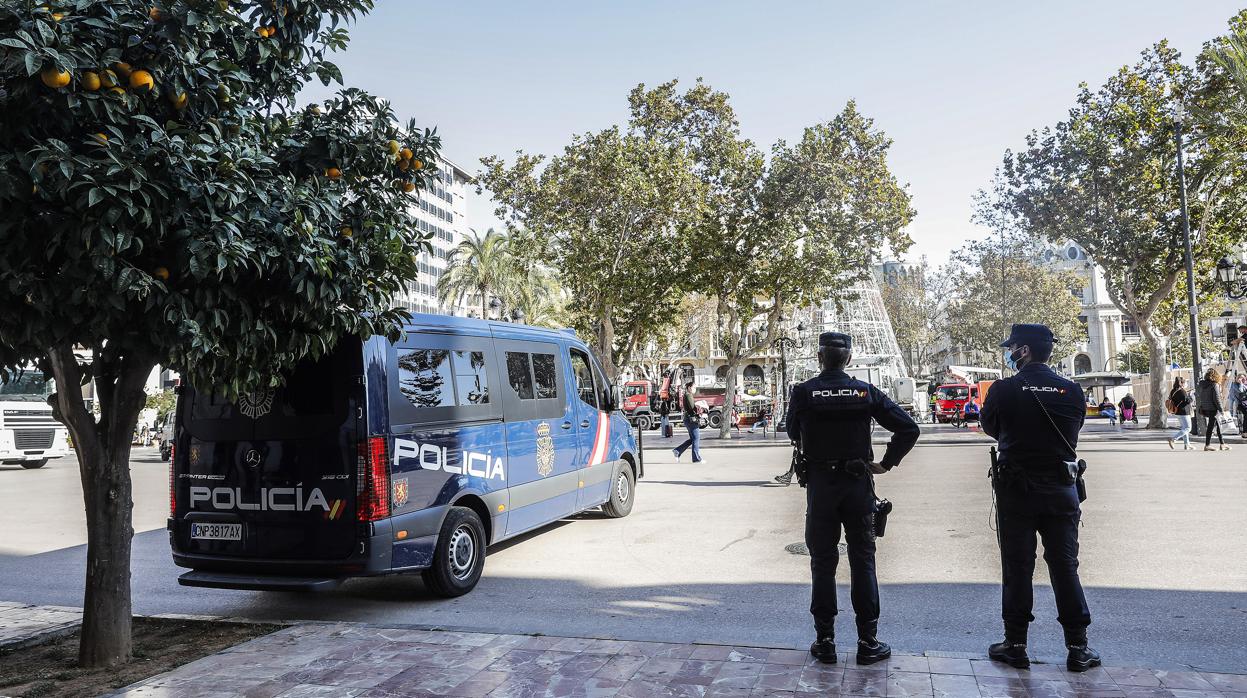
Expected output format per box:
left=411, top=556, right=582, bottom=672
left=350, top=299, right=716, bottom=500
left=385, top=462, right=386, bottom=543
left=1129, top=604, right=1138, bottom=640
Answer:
left=1121, top=318, right=1140, bottom=337
left=1074, top=354, right=1092, bottom=375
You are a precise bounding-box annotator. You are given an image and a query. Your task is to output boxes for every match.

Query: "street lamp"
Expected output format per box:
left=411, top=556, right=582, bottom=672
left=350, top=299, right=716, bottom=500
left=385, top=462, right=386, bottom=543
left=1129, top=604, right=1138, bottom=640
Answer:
left=775, top=320, right=806, bottom=427
left=1174, top=103, right=1203, bottom=435
left=1215, top=257, right=1247, bottom=300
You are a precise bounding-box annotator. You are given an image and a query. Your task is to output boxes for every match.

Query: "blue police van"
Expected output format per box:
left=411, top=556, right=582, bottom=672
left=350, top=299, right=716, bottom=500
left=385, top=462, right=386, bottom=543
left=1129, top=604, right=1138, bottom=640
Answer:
left=168, top=315, right=639, bottom=597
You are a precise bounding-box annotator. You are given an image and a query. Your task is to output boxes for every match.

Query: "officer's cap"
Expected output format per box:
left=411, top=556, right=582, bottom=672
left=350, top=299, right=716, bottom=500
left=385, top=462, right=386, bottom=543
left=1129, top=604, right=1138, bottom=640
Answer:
left=999, top=323, right=1057, bottom=348
left=818, top=332, right=852, bottom=350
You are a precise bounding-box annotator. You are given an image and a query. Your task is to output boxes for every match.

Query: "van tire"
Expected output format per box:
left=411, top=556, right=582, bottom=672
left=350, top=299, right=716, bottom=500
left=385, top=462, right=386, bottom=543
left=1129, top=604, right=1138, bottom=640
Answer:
left=20, top=459, right=48, bottom=469
left=601, top=465, right=635, bottom=518
left=422, top=507, right=486, bottom=598
left=708, top=410, right=723, bottom=429
left=635, top=414, right=652, bottom=431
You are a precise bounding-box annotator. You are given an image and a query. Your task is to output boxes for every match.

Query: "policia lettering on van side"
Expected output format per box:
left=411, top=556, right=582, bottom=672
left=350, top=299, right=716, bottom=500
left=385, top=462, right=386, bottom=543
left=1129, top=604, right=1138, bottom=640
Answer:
left=168, top=315, right=640, bottom=597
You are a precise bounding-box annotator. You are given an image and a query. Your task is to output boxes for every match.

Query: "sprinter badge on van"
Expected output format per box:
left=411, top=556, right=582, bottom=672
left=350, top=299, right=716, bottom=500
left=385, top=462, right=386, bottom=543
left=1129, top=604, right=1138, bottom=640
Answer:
left=535, top=422, right=555, bottom=477
left=236, top=388, right=275, bottom=419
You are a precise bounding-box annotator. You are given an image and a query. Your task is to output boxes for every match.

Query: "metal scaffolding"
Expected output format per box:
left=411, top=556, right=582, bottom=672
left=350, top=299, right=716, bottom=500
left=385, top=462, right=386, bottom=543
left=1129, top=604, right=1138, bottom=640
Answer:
left=792, top=275, right=910, bottom=391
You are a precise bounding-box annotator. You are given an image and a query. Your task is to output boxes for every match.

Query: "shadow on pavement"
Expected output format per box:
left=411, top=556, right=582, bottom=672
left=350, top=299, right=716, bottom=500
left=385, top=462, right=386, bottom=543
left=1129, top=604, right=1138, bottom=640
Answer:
left=1, top=530, right=1244, bottom=673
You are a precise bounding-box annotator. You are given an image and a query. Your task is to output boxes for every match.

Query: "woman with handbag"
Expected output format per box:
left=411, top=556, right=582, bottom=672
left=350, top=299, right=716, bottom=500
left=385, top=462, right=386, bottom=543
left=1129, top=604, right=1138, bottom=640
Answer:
left=1196, top=369, right=1230, bottom=452
left=1167, top=377, right=1193, bottom=450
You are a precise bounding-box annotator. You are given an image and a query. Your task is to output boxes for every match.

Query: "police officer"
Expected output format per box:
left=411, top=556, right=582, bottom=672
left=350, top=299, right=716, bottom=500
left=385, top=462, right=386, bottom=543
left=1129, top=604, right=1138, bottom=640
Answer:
left=981, top=324, right=1101, bottom=672
left=788, top=332, right=920, bottom=665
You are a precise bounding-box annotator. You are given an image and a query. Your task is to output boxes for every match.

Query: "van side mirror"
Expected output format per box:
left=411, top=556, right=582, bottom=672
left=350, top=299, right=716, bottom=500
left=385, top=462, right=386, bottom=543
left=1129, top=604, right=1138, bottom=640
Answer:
left=604, top=384, right=619, bottom=412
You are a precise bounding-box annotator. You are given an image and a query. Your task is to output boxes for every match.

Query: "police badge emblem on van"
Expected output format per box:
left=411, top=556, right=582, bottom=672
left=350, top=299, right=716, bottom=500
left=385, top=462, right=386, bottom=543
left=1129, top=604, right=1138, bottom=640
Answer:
left=536, top=422, right=555, bottom=477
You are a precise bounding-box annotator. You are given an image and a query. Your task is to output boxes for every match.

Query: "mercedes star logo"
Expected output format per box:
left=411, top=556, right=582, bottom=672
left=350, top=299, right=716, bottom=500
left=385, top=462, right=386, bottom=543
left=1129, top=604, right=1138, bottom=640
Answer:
left=244, top=449, right=262, bottom=467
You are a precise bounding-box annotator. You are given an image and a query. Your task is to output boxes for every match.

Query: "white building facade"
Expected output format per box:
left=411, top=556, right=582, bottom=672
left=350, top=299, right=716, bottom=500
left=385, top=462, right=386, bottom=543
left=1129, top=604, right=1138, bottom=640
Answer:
left=395, top=158, right=474, bottom=316
left=1043, top=242, right=1142, bottom=376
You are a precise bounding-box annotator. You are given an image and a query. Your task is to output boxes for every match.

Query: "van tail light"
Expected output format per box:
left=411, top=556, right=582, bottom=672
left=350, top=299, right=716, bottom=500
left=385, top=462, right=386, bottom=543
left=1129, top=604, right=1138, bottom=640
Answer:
left=168, top=442, right=176, bottom=518
left=357, top=436, right=390, bottom=522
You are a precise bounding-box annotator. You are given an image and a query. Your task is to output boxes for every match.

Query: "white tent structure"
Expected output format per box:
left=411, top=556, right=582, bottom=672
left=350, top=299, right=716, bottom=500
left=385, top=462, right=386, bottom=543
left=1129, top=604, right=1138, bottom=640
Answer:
left=793, top=275, right=910, bottom=393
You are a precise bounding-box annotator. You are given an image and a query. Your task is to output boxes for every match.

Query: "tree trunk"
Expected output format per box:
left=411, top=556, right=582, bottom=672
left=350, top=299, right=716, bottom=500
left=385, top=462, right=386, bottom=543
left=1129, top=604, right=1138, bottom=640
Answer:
left=1138, top=321, right=1168, bottom=430
left=596, top=309, right=618, bottom=381
left=719, top=356, right=740, bottom=438
left=47, top=345, right=153, bottom=667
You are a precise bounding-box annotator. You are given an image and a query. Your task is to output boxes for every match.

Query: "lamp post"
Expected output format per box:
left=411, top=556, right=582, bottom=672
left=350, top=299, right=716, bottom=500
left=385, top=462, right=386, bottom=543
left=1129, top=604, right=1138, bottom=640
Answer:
left=1174, top=105, right=1202, bottom=434
left=775, top=321, right=806, bottom=428
left=1215, top=257, right=1247, bottom=300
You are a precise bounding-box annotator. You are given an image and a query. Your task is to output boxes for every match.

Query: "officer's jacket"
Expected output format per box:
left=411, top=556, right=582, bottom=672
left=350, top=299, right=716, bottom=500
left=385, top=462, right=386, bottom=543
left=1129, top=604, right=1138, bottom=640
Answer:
left=787, top=369, right=920, bottom=469
left=981, top=363, right=1084, bottom=466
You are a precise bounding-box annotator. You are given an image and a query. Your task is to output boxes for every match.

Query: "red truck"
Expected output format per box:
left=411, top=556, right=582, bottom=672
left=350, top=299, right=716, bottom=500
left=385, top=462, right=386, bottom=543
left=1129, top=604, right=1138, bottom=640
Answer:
left=932, top=380, right=994, bottom=423
left=622, top=373, right=726, bottom=430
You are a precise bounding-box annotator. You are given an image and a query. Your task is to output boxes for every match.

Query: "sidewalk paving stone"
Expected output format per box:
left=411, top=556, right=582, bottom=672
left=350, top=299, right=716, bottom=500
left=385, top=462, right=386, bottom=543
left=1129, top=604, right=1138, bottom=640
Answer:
left=0, top=601, right=81, bottom=649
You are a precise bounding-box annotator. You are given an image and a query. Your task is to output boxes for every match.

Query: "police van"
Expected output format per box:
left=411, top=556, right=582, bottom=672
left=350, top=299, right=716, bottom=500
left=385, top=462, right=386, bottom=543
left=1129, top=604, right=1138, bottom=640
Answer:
left=168, top=315, right=639, bottom=597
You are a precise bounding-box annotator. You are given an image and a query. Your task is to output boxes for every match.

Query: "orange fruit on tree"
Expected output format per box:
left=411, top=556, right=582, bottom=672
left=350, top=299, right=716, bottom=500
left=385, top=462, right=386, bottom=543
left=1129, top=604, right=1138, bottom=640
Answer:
left=399, top=147, right=412, bottom=161
left=100, top=70, right=117, bottom=88
left=170, top=92, right=188, bottom=109
left=411, top=159, right=423, bottom=170
left=81, top=71, right=101, bottom=91
left=40, top=67, right=70, bottom=89
left=401, top=181, right=416, bottom=193
left=154, top=267, right=170, bottom=281
left=113, top=62, right=132, bottom=78
left=92, top=133, right=109, bottom=144
left=149, top=6, right=163, bottom=20
left=109, top=86, right=126, bottom=97
left=129, top=70, right=154, bottom=92
left=50, top=12, right=64, bottom=21
left=340, top=226, right=353, bottom=238
left=324, top=167, right=341, bottom=179
left=387, top=140, right=400, bottom=155
left=397, top=159, right=410, bottom=171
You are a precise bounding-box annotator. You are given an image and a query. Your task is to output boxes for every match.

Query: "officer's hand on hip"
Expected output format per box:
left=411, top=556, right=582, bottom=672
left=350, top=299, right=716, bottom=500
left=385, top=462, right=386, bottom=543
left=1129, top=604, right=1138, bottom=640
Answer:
left=868, top=461, right=888, bottom=475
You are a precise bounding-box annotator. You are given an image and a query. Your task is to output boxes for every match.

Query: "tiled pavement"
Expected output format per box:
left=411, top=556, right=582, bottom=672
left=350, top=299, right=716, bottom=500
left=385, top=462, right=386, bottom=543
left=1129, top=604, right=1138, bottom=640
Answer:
left=0, top=600, right=82, bottom=649
left=108, top=622, right=1247, bottom=698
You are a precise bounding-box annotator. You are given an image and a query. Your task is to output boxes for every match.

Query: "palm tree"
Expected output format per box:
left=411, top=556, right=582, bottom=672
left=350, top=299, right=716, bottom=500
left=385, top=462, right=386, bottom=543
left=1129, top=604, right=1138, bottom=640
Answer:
left=438, top=229, right=512, bottom=318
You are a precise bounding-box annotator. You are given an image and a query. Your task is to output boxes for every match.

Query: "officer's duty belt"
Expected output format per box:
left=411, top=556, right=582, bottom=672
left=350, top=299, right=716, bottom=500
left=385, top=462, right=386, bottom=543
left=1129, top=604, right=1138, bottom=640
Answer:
left=805, top=458, right=867, bottom=475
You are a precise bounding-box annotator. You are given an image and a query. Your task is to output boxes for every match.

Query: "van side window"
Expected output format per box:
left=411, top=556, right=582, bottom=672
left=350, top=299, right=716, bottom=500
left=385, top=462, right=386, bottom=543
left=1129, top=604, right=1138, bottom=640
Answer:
left=532, top=354, right=558, bottom=399
left=397, top=349, right=456, bottom=409
left=505, top=352, right=535, bottom=399
left=452, top=351, right=489, bottom=405
left=570, top=350, right=598, bottom=410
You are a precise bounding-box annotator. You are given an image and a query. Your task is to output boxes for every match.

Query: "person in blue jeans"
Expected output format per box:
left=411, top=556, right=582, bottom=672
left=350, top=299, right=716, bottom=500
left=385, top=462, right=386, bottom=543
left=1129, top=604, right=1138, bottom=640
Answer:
left=672, top=381, right=703, bottom=462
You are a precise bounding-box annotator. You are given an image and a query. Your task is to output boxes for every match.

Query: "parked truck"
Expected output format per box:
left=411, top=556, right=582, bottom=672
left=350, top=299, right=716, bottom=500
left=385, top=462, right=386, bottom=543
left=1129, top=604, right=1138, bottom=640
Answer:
left=843, top=366, right=924, bottom=418
left=0, top=367, right=70, bottom=469
left=621, top=369, right=726, bottom=430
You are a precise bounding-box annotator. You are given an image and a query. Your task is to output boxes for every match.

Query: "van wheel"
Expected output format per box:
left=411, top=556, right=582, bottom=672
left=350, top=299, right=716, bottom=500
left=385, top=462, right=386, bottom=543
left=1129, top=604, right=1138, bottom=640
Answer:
left=422, top=507, right=485, bottom=598
left=708, top=410, right=723, bottom=429
left=635, top=414, right=652, bottom=431
left=601, top=465, right=635, bottom=518
left=20, top=459, right=48, bottom=470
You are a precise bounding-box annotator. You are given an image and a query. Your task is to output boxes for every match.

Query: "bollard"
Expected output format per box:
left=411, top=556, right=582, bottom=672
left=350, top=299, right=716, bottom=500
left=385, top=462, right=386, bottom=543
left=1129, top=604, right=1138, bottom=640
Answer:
left=636, top=423, right=644, bottom=479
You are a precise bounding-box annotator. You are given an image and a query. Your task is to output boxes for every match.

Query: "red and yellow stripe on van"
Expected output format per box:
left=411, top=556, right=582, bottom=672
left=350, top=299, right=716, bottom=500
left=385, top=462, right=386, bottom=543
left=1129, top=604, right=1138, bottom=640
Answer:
left=587, top=410, right=610, bottom=466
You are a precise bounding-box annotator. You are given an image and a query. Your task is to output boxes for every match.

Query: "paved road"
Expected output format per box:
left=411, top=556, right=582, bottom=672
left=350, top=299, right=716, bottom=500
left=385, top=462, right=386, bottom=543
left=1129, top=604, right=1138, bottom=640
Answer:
left=1, top=439, right=1244, bottom=672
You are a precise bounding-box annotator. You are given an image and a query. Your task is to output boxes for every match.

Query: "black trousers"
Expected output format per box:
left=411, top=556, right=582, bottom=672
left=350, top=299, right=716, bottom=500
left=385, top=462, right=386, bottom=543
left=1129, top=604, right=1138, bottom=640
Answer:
left=995, top=477, right=1091, bottom=641
left=806, top=466, right=878, bottom=639
left=1203, top=414, right=1223, bottom=447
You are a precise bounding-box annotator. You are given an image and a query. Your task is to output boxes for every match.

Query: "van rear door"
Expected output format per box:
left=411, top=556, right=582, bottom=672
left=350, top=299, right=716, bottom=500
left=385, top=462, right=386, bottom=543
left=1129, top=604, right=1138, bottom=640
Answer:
left=174, top=342, right=362, bottom=561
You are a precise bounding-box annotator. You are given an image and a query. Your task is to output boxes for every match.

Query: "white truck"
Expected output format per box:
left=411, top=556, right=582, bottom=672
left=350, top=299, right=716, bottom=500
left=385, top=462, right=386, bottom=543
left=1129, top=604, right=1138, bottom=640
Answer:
left=844, top=366, right=925, bottom=419
left=0, top=368, right=69, bottom=469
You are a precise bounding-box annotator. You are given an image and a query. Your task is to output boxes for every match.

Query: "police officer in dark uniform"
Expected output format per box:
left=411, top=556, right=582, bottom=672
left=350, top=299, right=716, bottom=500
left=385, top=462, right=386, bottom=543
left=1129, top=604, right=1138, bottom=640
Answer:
left=788, top=332, right=920, bottom=665
left=981, top=324, right=1101, bottom=672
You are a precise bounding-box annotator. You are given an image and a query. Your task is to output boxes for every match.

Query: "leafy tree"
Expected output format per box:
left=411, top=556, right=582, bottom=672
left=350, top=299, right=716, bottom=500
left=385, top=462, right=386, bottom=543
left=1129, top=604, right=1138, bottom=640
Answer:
left=628, top=80, right=915, bottom=436
left=479, top=127, right=704, bottom=379
left=983, top=42, right=1247, bottom=428
left=943, top=236, right=1085, bottom=366
left=0, top=0, right=439, bottom=665
left=144, top=387, right=176, bottom=423
left=878, top=259, right=949, bottom=377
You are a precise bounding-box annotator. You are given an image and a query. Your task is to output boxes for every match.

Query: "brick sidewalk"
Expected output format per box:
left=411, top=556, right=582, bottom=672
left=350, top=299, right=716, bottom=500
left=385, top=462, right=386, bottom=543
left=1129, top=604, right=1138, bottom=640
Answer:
left=109, top=622, right=1247, bottom=697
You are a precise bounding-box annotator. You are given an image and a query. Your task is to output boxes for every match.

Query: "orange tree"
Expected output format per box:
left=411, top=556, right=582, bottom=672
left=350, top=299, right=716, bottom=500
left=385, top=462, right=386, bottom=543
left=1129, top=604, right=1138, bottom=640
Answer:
left=0, top=0, right=439, bottom=666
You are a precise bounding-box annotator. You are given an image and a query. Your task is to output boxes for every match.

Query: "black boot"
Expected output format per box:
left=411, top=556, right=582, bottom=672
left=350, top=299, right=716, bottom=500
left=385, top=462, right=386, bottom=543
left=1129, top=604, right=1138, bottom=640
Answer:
left=809, top=637, right=837, bottom=664
left=1064, top=628, right=1101, bottom=672
left=988, top=641, right=1030, bottom=669
left=856, top=637, right=891, bottom=665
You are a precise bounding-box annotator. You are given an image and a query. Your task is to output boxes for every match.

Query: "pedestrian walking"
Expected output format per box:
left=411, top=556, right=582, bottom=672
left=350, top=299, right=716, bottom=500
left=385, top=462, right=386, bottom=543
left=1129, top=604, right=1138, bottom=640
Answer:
left=671, top=381, right=703, bottom=462
left=1167, top=377, right=1194, bottom=451
left=788, top=332, right=920, bottom=666
left=1197, top=369, right=1231, bottom=452
left=981, top=324, right=1100, bottom=672
left=1118, top=394, right=1137, bottom=425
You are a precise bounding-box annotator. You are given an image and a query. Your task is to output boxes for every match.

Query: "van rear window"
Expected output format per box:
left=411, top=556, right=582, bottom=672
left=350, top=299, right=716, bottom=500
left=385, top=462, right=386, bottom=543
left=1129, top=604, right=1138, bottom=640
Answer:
left=506, top=351, right=559, bottom=401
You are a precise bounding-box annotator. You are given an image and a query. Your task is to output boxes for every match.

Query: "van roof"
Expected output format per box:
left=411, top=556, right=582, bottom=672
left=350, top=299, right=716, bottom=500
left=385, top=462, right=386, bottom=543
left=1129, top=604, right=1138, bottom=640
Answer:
left=402, top=313, right=580, bottom=341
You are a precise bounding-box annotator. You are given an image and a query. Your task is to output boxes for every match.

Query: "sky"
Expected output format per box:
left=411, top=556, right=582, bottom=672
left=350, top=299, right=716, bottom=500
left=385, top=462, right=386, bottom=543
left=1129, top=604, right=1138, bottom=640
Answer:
left=302, top=1, right=1245, bottom=266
